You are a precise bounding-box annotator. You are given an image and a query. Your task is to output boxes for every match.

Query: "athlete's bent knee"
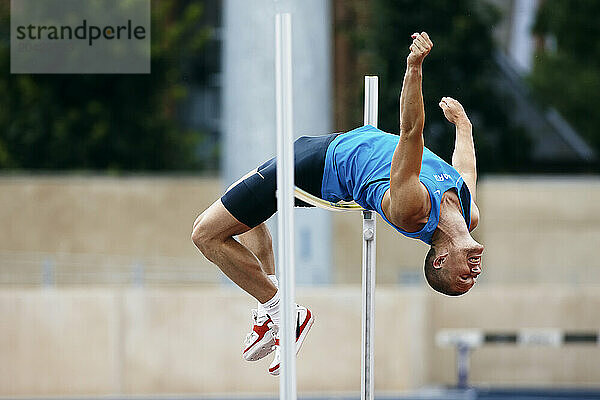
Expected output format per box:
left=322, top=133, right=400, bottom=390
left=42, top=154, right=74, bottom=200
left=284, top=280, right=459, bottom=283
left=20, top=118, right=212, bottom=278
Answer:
left=191, top=215, right=217, bottom=255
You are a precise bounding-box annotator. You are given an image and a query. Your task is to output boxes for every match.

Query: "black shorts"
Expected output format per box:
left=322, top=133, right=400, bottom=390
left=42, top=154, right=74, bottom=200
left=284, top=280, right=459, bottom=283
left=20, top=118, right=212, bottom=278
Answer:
left=221, top=133, right=340, bottom=228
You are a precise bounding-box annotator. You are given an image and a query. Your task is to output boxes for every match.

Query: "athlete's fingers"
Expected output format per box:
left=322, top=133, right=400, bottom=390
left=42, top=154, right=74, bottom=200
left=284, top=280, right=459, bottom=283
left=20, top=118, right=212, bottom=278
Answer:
left=415, top=34, right=430, bottom=49
left=442, top=97, right=455, bottom=107
left=447, top=98, right=465, bottom=112
left=414, top=37, right=428, bottom=52
left=412, top=39, right=426, bottom=53
left=411, top=32, right=419, bottom=39
left=421, top=32, right=433, bottom=47
left=411, top=42, right=425, bottom=54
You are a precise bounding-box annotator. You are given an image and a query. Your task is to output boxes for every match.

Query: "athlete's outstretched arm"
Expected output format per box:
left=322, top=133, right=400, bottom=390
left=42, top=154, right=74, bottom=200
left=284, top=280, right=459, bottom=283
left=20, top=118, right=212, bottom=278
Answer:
left=386, top=32, right=432, bottom=227
left=439, top=97, right=480, bottom=229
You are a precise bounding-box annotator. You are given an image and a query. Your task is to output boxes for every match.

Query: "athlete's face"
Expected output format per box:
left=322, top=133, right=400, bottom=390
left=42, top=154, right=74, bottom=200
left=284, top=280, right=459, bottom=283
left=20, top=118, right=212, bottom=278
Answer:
left=449, top=242, right=484, bottom=292
left=435, top=240, right=484, bottom=294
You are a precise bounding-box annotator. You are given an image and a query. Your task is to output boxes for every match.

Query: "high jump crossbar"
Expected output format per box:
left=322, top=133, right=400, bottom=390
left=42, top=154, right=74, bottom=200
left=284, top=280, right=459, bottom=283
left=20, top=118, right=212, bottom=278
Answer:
left=294, top=187, right=364, bottom=211
left=437, top=329, right=600, bottom=388
left=276, top=12, right=378, bottom=399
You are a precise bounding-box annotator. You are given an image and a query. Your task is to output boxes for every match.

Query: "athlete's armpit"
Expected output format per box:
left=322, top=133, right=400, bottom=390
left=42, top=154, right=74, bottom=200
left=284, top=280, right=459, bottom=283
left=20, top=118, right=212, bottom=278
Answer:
left=469, top=201, right=480, bottom=231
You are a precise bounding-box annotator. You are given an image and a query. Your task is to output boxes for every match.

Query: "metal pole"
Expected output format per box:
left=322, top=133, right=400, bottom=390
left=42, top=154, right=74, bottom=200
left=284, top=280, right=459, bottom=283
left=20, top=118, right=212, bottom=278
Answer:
left=456, top=343, right=471, bottom=389
left=275, top=13, right=297, bottom=400
left=361, top=76, right=378, bottom=400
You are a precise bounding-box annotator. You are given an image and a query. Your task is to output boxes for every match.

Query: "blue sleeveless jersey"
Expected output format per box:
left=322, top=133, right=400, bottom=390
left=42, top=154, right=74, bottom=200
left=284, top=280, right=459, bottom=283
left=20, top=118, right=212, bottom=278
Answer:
left=321, top=125, right=471, bottom=244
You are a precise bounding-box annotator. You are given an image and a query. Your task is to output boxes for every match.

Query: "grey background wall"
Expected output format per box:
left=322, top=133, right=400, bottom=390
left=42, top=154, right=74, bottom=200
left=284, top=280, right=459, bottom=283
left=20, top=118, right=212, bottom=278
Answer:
left=2, top=287, right=600, bottom=396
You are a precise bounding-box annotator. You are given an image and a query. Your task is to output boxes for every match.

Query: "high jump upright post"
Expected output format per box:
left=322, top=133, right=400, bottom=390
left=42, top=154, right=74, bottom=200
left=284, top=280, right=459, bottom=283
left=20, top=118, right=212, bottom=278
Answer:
left=361, top=76, right=378, bottom=400
left=275, top=12, right=297, bottom=400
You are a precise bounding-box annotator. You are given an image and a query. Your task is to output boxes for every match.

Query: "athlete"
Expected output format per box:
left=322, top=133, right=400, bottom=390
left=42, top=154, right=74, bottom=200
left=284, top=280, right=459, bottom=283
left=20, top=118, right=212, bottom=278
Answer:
left=191, top=32, right=483, bottom=375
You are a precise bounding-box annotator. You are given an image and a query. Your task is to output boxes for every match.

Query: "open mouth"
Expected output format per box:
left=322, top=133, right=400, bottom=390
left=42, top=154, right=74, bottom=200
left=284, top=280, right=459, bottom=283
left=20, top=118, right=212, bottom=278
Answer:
left=468, top=256, right=482, bottom=265
left=468, top=255, right=482, bottom=277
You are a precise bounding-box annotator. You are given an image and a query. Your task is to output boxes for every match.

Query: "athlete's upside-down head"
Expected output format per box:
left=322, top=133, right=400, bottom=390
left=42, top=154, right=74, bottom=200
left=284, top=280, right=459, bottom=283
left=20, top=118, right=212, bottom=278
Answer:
left=423, top=231, right=484, bottom=296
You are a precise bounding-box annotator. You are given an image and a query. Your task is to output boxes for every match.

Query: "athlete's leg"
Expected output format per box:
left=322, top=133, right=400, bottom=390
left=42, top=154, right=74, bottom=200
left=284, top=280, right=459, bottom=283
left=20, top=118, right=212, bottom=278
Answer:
left=222, top=168, right=276, bottom=276
left=238, top=223, right=276, bottom=275
left=191, top=199, right=277, bottom=303
left=236, top=222, right=281, bottom=362
left=194, top=134, right=335, bottom=369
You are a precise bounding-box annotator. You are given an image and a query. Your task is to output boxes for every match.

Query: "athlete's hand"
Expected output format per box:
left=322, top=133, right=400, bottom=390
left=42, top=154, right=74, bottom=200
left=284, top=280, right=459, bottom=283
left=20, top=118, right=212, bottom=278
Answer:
left=439, top=97, right=471, bottom=127
left=407, top=32, right=433, bottom=66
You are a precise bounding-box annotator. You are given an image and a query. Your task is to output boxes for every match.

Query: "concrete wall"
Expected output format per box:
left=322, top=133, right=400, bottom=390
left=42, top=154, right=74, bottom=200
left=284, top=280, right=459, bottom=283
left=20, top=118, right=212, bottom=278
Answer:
left=2, top=175, right=600, bottom=394
left=0, top=176, right=221, bottom=284
left=0, top=176, right=219, bottom=258
left=2, top=286, right=600, bottom=396
left=0, top=287, right=427, bottom=396
left=477, top=177, right=600, bottom=285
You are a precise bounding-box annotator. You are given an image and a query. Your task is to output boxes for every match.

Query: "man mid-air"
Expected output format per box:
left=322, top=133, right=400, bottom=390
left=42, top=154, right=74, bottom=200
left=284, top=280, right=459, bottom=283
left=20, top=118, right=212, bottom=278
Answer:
left=192, top=32, right=483, bottom=375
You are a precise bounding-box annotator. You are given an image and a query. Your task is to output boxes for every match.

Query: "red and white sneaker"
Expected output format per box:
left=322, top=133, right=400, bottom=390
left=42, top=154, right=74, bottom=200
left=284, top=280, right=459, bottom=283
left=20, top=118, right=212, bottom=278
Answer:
left=242, top=309, right=276, bottom=361
left=268, top=304, right=314, bottom=376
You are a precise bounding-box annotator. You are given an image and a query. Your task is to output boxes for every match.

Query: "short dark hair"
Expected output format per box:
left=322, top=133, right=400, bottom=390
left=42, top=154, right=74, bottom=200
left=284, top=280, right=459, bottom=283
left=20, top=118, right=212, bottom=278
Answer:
left=423, top=246, right=467, bottom=296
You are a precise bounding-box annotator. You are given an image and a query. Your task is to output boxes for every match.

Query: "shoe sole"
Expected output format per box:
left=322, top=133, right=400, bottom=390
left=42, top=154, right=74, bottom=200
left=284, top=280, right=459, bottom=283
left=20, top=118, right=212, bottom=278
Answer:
left=243, top=330, right=276, bottom=362
left=269, top=311, right=315, bottom=376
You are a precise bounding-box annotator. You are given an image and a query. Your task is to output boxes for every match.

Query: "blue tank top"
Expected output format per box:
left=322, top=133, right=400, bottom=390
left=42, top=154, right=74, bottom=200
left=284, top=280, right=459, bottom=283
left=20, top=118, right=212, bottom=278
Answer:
left=321, top=125, right=471, bottom=244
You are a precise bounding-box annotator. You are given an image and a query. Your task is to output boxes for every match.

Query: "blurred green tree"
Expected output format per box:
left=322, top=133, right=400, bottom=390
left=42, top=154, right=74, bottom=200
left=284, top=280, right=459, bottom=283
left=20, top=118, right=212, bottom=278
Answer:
left=340, top=0, right=531, bottom=173
left=531, top=0, right=600, bottom=153
left=0, top=1, right=210, bottom=171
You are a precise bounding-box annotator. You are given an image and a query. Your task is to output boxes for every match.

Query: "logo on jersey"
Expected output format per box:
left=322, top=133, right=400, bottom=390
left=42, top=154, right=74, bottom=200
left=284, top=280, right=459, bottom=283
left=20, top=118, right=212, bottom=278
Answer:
left=433, top=173, right=452, bottom=182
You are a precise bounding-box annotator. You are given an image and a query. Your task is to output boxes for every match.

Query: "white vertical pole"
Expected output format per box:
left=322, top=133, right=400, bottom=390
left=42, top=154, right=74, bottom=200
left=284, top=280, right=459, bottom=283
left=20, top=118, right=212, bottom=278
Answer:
left=275, top=13, right=297, bottom=400
left=361, top=76, right=378, bottom=400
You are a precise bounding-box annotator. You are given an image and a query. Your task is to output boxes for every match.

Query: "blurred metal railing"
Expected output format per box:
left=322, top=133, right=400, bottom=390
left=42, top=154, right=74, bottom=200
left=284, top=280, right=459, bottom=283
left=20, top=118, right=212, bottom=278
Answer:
left=0, top=250, right=220, bottom=286
left=437, top=329, right=600, bottom=389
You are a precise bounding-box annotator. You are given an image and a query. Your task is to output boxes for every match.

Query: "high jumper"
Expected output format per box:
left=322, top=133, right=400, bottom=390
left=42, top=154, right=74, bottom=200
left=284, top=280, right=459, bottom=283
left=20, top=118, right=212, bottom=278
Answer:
left=192, top=31, right=483, bottom=375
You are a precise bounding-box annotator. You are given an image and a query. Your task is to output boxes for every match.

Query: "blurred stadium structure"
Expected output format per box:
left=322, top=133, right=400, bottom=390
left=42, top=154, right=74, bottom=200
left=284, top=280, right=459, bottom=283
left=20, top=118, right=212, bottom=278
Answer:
left=2, top=0, right=600, bottom=398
